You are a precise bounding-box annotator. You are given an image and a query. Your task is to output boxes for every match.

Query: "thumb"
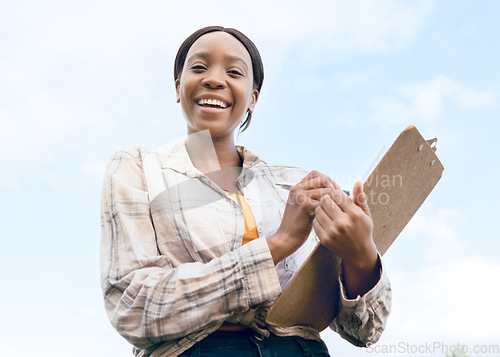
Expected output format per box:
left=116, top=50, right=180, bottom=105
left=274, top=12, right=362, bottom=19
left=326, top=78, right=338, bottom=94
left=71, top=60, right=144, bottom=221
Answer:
left=353, top=180, right=371, bottom=218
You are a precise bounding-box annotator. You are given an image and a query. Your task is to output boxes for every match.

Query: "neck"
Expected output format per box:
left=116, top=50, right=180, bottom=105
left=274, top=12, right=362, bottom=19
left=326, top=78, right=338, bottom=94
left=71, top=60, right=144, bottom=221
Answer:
left=186, top=130, right=242, bottom=174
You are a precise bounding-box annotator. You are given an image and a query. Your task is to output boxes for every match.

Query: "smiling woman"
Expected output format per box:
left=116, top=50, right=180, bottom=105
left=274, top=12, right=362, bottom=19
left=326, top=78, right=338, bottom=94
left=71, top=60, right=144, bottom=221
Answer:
left=175, top=31, right=259, bottom=139
left=174, top=26, right=264, bottom=134
left=100, top=26, right=391, bottom=357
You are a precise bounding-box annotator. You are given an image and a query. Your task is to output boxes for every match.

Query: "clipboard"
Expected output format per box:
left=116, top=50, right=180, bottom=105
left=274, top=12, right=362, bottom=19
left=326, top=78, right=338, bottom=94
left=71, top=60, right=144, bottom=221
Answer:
left=266, top=125, right=444, bottom=331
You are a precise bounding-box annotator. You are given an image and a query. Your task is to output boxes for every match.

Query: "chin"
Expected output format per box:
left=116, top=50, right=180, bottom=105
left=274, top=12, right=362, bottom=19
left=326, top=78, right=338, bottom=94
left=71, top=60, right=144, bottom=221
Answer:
left=187, top=120, right=239, bottom=137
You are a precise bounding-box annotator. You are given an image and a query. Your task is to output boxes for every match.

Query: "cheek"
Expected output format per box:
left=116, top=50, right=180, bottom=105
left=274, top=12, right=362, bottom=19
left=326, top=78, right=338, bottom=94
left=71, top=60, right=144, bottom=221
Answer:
left=178, top=76, right=195, bottom=97
left=235, top=83, right=254, bottom=107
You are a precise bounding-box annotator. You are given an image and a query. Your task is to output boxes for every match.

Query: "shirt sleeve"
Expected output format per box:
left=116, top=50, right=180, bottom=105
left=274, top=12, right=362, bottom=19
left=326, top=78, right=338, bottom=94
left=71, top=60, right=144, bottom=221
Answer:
left=330, top=253, right=392, bottom=347
left=100, top=149, right=282, bottom=350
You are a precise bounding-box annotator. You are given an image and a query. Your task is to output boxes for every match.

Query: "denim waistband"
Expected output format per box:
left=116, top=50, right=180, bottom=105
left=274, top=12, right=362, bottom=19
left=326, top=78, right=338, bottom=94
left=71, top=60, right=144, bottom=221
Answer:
left=179, top=329, right=330, bottom=357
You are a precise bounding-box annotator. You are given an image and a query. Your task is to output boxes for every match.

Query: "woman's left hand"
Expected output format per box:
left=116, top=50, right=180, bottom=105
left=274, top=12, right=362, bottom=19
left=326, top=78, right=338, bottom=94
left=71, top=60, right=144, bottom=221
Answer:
left=312, top=180, right=380, bottom=298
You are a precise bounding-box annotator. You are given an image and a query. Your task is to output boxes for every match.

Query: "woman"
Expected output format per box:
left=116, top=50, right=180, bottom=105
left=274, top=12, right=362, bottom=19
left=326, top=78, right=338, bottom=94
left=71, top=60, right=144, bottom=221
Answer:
left=101, top=26, right=391, bottom=357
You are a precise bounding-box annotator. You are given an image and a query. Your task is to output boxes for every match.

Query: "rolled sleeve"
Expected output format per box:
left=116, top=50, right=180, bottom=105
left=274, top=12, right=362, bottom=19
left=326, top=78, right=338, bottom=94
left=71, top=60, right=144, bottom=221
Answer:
left=237, top=238, right=282, bottom=307
left=331, top=253, right=392, bottom=347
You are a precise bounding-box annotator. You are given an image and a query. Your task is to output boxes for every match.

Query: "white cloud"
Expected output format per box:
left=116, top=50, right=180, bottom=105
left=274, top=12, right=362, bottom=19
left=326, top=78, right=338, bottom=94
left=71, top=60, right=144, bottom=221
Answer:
left=255, top=0, right=434, bottom=54
left=389, top=256, right=500, bottom=343
left=383, top=206, right=500, bottom=344
left=370, top=76, right=496, bottom=128
left=257, top=0, right=434, bottom=90
left=0, top=80, right=109, bottom=187
left=403, top=206, right=467, bottom=262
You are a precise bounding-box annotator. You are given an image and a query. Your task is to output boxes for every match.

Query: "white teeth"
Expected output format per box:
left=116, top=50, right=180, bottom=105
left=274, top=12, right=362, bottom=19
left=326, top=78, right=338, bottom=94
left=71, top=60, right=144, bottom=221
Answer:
left=198, top=98, right=228, bottom=108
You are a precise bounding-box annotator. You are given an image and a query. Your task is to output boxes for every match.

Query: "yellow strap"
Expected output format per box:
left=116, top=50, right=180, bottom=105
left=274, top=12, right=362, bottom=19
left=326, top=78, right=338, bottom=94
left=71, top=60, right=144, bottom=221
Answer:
left=226, top=192, right=259, bottom=245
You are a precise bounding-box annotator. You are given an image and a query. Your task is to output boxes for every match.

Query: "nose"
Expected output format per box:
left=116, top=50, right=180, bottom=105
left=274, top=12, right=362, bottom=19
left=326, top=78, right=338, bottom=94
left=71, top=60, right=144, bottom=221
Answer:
left=201, top=69, right=226, bottom=89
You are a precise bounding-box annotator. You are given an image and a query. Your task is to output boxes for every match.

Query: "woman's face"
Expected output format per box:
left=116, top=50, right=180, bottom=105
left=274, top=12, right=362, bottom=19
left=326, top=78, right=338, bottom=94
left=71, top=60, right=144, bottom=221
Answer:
left=176, top=31, right=259, bottom=138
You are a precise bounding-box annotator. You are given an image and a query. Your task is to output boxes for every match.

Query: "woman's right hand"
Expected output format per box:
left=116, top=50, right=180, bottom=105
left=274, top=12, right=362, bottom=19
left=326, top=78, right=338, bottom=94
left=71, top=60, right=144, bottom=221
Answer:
left=267, top=171, right=338, bottom=264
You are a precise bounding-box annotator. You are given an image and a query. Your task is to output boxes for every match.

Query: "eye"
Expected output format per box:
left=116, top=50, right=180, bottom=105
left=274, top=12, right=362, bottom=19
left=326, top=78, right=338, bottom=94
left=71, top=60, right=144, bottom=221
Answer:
left=227, top=69, right=244, bottom=77
left=190, top=65, right=206, bottom=72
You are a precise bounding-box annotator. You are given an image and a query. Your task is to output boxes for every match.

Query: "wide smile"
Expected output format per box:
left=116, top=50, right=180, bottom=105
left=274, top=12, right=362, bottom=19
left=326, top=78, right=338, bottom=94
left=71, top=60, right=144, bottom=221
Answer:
left=195, top=97, right=231, bottom=111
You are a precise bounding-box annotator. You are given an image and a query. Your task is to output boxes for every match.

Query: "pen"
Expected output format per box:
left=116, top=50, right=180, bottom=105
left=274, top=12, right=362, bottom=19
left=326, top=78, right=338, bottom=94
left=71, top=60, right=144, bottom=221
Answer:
left=275, top=182, right=351, bottom=196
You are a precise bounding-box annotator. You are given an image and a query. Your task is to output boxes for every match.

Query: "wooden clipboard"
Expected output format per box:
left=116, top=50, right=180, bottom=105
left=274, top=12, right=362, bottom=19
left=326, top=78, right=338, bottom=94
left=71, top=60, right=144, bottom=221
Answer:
left=266, top=125, right=444, bottom=331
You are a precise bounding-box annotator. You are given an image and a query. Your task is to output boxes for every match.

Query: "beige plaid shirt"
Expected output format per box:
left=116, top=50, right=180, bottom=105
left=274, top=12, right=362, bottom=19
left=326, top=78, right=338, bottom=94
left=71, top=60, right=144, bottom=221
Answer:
left=100, top=138, right=391, bottom=357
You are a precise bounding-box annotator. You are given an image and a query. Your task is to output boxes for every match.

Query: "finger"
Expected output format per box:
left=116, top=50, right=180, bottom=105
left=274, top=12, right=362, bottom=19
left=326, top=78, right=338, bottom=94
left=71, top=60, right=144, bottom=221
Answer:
left=328, top=176, right=340, bottom=190
left=329, top=189, right=358, bottom=214
left=297, top=170, right=322, bottom=184
left=332, top=179, right=340, bottom=190
left=304, top=187, right=335, bottom=201
left=318, top=195, right=344, bottom=220
left=312, top=217, right=328, bottom=241
left=298, top=172, right=335, bottom=191
left=313, top=210, right=340, bottom=242
left=353, top=180, right=371, bottom=218
left=292, top=191, right=323, bottom=214
left=296, top=172, right=335, bottom=190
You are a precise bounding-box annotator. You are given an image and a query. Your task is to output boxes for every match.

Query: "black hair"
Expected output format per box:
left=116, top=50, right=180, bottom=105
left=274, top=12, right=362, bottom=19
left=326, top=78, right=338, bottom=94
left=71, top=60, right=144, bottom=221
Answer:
left=174, top=26, right=264, bottom=132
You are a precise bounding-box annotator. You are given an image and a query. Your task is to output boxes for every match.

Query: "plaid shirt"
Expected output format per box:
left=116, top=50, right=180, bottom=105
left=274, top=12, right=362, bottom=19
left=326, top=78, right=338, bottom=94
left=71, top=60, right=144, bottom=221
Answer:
left=100, top=138, right=391, bottom=357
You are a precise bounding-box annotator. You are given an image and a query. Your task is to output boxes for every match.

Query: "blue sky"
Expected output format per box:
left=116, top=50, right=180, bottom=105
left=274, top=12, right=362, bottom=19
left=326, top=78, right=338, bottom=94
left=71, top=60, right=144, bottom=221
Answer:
left=1, top=0, right=499, bottom=356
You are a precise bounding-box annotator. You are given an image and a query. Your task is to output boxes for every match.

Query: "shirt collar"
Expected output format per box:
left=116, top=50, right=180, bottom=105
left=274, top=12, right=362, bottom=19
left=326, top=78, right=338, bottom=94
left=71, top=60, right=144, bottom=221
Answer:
left=157, top=137, right=265, bottom=177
